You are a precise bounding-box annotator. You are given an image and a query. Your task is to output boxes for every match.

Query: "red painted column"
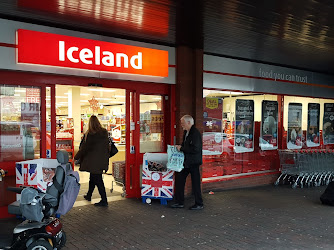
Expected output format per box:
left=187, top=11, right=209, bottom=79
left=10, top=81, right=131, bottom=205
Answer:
left=278, top=95, right=284, bottom=150
left=51, top=85, right=56, bottom=159
left=40, top=87, right=46, bottom=158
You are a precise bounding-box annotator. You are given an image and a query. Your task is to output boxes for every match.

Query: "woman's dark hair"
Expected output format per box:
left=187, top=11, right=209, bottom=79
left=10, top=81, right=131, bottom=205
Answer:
left=87, top=115, right=103, bottom=134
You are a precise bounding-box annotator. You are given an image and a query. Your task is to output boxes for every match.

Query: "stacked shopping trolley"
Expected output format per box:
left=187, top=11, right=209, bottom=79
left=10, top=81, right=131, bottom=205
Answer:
left=275, top=149, right=334, bottom=188
left=110, top=161, right=126, bottom=197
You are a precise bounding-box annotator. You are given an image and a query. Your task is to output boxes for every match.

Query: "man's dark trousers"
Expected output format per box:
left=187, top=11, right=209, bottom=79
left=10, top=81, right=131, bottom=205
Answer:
left=174, top=164, right=203, bottom=206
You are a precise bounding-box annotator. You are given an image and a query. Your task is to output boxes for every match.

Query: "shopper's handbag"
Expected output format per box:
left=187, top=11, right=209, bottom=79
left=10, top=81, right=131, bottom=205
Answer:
left=109, top=141, right=118, bottom=157
left=166, top=145, right=184, bottom=172
left=108, top=134, right=118, bottom=158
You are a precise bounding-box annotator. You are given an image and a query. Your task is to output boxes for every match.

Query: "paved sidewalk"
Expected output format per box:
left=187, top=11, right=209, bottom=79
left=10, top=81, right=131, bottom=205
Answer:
left=1, top=185, right=334, bottom=249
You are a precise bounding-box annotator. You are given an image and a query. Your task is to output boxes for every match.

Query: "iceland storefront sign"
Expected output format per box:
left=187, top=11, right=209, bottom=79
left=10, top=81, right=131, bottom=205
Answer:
left=17, top=29, right=168, bottom=77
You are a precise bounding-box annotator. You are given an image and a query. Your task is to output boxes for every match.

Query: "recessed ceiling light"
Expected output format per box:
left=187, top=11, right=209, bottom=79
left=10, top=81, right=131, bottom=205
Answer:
left=95, top=97, right=114, bottom=101
left=88, top=88, right=116, bottom=92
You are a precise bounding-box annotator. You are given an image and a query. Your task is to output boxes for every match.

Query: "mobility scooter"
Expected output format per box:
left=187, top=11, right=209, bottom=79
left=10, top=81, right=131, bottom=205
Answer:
left=1, top=150, right=74, bottom=250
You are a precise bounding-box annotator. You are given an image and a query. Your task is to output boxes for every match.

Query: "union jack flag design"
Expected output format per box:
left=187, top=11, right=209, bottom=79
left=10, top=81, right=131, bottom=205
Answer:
left=16, top=163, right=39, bottom=189
left=141, top=161, right=174, bottom=198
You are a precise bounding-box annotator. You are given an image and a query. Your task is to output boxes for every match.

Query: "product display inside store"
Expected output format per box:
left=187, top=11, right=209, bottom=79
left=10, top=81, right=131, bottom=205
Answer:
left=46, top=86, right=127, bottom=168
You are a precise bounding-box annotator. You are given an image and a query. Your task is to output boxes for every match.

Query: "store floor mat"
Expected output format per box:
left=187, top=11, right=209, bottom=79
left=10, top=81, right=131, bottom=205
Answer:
left=74, top=182, right=125, bottom=207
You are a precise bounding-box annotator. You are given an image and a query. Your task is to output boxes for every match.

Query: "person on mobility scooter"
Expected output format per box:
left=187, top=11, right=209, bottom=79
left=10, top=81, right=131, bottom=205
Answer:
left=2, top=150, right=79, bottom=250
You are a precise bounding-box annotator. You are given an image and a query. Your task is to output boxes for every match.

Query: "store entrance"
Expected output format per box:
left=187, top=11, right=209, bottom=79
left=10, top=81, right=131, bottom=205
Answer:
left=53, top=85, right=170, bottom=199
left=51, top=85, right=126, bottom=200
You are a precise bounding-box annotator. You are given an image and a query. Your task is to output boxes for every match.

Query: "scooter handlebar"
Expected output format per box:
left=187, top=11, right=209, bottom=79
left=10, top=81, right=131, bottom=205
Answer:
left=7, top=186, right=24, bottom=194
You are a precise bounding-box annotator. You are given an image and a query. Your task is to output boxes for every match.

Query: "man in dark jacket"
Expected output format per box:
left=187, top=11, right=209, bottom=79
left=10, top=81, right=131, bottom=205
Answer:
left=171, top=115, right=204, bottom=210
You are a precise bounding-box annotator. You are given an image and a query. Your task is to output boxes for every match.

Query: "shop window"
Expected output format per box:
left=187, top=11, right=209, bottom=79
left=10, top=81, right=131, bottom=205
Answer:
left=202, top=90, right=334, bottom=181
left=283, top=96, right=334, bottom=148
left=202, top=90, right=278, bottom=179
left=0, top=85, right=41, bottom=162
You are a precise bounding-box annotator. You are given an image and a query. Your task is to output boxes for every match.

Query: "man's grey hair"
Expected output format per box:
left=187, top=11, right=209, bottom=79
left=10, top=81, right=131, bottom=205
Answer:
left=181, top=115, right=194, bottom=125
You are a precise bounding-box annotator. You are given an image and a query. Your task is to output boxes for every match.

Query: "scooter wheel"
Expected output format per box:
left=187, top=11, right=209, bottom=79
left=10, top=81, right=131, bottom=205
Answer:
left=59, top=231, right=67, bottom=248
left=27, top=239, right=53, bottom=250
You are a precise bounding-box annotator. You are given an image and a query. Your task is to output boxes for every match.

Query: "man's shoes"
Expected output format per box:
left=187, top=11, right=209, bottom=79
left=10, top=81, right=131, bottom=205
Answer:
left=170, top=203, right=184, bottom=208
left=189, top=204, right=204, bottom=210
left=94, top=201, right=108, bottom=207
left=83, top=195, right=91, bottom=201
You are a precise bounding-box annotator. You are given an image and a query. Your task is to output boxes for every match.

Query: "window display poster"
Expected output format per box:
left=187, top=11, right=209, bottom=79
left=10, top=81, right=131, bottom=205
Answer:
left=26, top=88, right=40, bottom=103
left=203, top=98, right=223, bottom=132
left=323, top=103, right=334, bottom=145
left=21, top=102, right=40, bottom=128
left=307, top=103, right=320, bottom=147
left=234, top=99, right=254, bottom=153
left=287, top=103, right=303, bottom=149
left=203, top=98, right=223, bottom=121
left=203, top=97, right=223, bottom=155
left=260, top=100, right=278, bottom=150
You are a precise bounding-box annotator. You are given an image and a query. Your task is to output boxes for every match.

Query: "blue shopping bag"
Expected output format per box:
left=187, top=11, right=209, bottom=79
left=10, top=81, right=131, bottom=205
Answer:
left=167, top=145, right=184, bottom=172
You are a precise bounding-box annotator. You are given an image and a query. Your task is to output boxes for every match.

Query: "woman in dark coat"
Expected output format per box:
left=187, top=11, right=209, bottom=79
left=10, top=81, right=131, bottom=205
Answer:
left=74, top=115, right=109, bottom=207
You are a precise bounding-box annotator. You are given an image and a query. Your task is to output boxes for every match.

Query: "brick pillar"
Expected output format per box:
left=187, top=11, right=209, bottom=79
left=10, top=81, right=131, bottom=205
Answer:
left=175, top=47, right=203, bottom=140
left=175, top=0, right=203, bottom=198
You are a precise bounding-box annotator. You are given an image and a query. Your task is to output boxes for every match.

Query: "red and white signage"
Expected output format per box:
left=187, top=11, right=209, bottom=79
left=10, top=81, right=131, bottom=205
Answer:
left=17, top=29, right=169, bottom=77
left=26, top=88, right=40, bottom=103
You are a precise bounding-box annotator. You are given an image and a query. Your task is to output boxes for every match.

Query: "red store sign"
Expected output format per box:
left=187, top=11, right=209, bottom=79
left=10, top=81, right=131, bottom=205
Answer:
left=17, top=29, right=168, bottom=77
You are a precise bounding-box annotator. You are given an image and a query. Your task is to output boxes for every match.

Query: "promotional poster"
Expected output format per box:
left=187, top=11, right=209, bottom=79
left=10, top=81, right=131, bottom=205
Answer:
left=307, top=103, right=320, bottom=147
left=21, top=102, right=40, bottom=128
left=260, top=100, right=278, bottom=150
left=203, top=97, right=223, bottom=155
left=287, top=103, right=303, bottom=149
left=234, top=99, right=254, bottom=153
left=323, top=103, right=334, bottom=145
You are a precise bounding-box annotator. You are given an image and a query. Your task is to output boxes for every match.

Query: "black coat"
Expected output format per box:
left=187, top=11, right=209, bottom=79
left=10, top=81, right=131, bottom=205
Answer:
left=180, top=125, right=202, bottom=167
left=74, top=129, right=109, bottom=174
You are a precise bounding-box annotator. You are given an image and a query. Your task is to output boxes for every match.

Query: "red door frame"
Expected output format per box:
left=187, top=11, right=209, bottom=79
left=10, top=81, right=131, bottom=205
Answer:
left=125, top=90, right=138, bottom=197
left=40, top=86, right=47, bottom=158
left=125, top=86, right=174, bottom=198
